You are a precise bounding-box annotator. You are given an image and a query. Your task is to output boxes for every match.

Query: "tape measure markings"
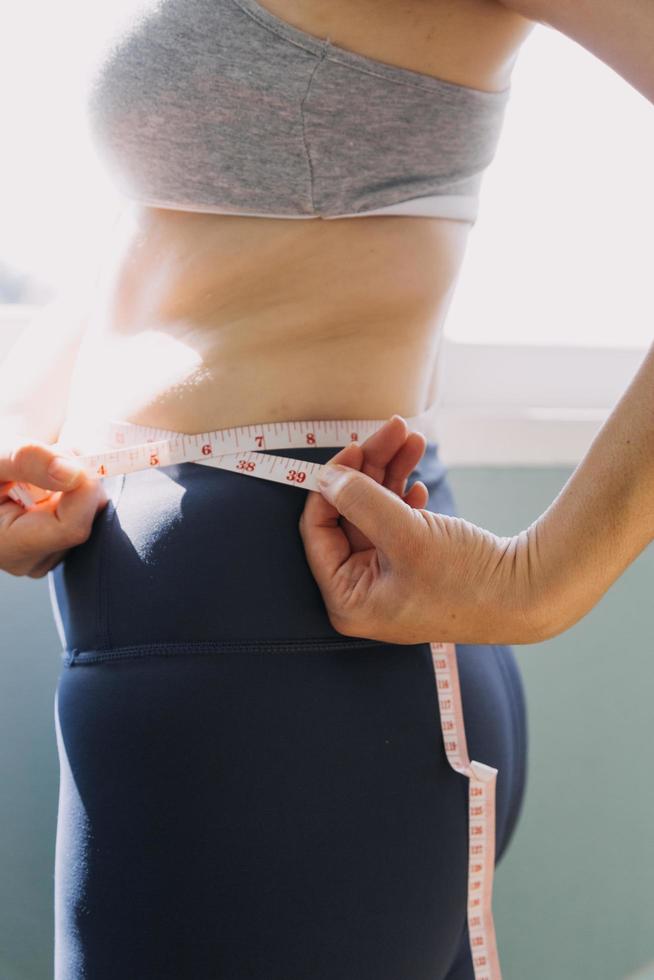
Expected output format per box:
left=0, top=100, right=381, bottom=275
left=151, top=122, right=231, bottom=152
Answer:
left=7, top=412, right=502, bottom=979
left=431, top=640, right=501, bottom=979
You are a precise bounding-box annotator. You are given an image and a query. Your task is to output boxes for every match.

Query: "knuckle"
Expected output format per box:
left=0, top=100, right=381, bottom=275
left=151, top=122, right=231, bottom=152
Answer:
left=329, top=615, right=355, bottom=637
left=28, top=567, right=48, bottom=579
left=66, top=521, right=92, bottom=546
left=327, top=610, right=362, bottom=638
left=413, top=507, right=442, bottom=544
left=391, top=509, right=432, bottom=566
left=337, top=472, right=366, bottom=509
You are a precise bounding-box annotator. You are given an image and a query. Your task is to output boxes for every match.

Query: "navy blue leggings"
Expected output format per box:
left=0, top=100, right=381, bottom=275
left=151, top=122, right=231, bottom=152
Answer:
left=48, top=440, right=528, bottom=980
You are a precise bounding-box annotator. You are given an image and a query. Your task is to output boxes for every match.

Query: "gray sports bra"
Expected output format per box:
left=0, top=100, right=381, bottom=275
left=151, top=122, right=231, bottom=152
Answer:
left=86, top=0, right=512, bottom=223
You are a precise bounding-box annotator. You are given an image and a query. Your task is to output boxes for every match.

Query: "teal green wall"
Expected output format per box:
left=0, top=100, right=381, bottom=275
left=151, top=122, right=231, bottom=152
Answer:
left=1, top=465, right=652, bottom=979
left=446, top=465, right=654, bottom=980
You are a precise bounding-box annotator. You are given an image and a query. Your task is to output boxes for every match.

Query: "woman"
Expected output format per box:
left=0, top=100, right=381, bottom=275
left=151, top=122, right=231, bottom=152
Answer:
left=0, top=1, right=651, bottom=978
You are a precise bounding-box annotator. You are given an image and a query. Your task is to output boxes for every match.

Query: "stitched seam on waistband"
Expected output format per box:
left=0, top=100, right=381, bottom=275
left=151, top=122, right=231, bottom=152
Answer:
left=63, top=636, right=384, bottom=665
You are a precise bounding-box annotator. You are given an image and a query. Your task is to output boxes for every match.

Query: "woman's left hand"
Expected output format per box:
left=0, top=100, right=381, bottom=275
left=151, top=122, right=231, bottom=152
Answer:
left=298, top=415, right=547, bottom=646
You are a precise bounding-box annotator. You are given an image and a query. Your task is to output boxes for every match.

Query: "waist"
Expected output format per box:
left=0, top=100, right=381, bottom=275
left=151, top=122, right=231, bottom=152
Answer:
left=60, top=351, right=444, bottom=450
left=60, top=205, right=466, bottom=445
left=49, top=438, right=455, bottom=656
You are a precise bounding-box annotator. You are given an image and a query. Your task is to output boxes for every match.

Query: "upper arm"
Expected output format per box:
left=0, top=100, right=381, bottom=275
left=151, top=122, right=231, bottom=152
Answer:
left=497, top=0, right=654, bottom=104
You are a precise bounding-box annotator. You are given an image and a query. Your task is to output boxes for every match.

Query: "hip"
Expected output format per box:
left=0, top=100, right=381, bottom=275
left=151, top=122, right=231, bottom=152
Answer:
left=51, top=434, right=529, bottom=977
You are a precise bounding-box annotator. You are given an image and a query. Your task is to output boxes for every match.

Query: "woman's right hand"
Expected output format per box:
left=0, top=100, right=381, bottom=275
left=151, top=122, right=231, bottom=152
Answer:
left=0, top=437, right=109, bottom=578
left=300, top=416, right=544, bottom=646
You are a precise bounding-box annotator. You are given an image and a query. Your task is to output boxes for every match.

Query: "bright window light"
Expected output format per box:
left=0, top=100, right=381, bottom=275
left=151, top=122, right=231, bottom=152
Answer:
left=447, top=23, right=653, bottom=349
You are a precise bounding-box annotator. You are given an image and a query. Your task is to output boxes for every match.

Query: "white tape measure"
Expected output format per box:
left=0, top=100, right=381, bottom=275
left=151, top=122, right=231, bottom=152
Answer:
left=7, top=413, right=429, bottom=506
left=8, top=411, right=501, bottom=979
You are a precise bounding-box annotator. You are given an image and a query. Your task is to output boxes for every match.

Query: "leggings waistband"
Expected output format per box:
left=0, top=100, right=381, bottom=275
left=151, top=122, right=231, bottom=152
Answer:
left=49, top=437, right=456, bottom=655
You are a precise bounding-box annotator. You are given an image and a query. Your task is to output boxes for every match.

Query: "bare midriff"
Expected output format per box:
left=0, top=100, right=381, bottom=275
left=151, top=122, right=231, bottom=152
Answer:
left=62, top=0, right=535, bottom=450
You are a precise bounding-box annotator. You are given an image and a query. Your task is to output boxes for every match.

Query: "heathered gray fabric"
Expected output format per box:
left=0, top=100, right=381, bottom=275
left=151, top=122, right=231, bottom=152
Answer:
left=86, top=0, right=512, bottom=222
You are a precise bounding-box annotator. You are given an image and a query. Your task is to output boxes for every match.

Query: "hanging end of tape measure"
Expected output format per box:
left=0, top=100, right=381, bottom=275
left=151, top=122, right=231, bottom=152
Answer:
left=7, top=483, right=51, bottom=508
left=469, top=760, right=498, bottom=782
left=7, top=483, right=37, bottom=508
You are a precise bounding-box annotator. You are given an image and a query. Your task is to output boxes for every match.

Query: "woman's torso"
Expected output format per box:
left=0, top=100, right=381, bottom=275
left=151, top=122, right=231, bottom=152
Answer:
left=62, top=0, right=535, bottom=450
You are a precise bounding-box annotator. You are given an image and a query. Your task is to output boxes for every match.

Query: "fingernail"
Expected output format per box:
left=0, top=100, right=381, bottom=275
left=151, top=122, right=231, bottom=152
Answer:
left=47, top=456, right=82, bottom=487
left=317, top=465, right=339, bottom=487
left=317, top=464, right=348, bottom=493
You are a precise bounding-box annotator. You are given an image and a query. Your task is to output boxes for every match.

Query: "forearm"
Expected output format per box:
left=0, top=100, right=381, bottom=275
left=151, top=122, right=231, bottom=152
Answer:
left=505, top=0, right=654, bottom=105
left=527, top=340, right=654, bottom=639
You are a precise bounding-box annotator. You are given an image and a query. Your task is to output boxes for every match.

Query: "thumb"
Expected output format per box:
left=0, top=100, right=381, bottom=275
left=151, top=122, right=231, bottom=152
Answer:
left=316, top=464, right=412, bottom=552
left=0, top=438, right=85, bottom=492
